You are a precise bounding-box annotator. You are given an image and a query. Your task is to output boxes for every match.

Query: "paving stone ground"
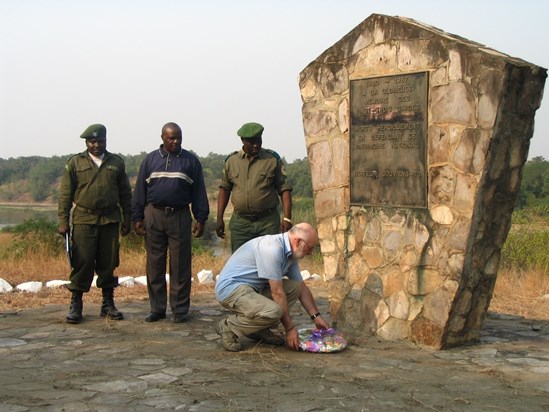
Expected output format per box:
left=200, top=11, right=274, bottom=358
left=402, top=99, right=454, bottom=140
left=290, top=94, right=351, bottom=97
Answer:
left=0, top=286, right=548, bottom=411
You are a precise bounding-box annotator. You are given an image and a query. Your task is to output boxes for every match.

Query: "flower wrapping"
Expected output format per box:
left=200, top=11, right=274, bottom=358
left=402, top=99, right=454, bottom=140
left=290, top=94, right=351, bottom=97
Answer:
left=298, top=328, right=347, bottom=353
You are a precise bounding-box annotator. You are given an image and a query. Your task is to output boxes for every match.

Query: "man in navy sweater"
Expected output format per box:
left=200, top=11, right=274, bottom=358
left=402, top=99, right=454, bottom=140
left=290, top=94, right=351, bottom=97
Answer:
left=132, top=122, right=209, bottom=323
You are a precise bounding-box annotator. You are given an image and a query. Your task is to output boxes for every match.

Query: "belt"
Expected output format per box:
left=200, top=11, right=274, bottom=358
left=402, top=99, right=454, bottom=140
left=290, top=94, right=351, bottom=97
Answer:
left=151, top=204, right=188, bottom=213
left=76, top=205, right=118, bottom=216
left=235, top=208, right=277, bottom=222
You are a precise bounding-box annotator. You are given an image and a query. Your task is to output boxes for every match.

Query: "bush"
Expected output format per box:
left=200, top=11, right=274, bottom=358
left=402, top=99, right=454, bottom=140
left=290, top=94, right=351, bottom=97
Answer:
left=4, top=218, right=64, bottom=258
left=501, top=228, right=549, bottom=272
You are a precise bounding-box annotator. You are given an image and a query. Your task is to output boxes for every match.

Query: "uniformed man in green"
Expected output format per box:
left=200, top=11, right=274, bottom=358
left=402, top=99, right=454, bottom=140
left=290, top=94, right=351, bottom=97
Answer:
left=58, top=124, right=132, bottom=324
left=216, top=122, right=293, bottom=252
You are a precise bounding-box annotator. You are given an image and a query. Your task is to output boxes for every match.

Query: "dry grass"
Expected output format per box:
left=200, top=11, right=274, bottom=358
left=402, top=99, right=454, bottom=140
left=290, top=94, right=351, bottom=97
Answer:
left=1, top=237, right=548, bottom=321
left=489, top=268, right=549, bottom=320
left=0, top=246, right=324, bottom=312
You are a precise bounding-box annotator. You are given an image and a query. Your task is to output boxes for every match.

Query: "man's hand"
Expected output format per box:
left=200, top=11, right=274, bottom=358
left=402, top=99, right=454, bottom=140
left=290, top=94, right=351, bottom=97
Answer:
left=120, top=221, right=131, bottom=237
left=58, top=224, right=70, bottom=236
left=193, top=222, right=205, bottom=238
left=314, top=315, right=330, bottom=330
left=280, top=220, right=292, bottom=233
left=134, top=221, right=145, bottom=236
left=215, top=219, right=225, bottom=238
left=285, top=327, right=300, bottom=351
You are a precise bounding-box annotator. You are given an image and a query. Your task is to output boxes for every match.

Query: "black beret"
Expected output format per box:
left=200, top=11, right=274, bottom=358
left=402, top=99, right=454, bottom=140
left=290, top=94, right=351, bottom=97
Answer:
left=237, top=122, right=264, bottom=139
left=80, top=124, right=107, bottom=139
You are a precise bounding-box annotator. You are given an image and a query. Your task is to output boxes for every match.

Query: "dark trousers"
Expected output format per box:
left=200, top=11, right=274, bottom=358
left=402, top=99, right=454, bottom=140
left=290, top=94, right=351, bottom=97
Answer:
left=144, top=204, right=192, bottom=315
left=69, top=223, right=120, bottom=292
left=229, top=210, right=280, bottom=253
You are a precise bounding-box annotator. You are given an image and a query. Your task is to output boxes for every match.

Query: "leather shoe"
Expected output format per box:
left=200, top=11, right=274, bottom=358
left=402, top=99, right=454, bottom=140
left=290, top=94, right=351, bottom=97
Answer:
left=215, top=319, right=241, bottom=352
left=145, top=312, right=166, bottom=322
left=173, top=313, right=188, bottom=323
left=246, top=328, right=285, bottom=346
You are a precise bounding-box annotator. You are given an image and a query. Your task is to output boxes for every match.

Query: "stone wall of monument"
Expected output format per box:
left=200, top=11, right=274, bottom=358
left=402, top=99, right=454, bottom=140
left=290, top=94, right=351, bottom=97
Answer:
left=299, top=14, right=546, bottom=348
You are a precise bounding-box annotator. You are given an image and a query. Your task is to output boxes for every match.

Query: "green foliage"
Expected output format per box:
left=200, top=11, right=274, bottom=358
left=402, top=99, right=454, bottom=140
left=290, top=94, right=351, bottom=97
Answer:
left=121, top=152, right=147, bottom=179
left=199, top=152, right=225, bottom=193
left=501, top=227, right=549, bottom=272
left=3, top=218, right=64, bottom=258
left=292, top=197, right=316, bottom=224
left=517, top=156, right=549, bottom=208
left=28, top=157, right=64, bottom=201
left=285, top=157, right=313, bottom=198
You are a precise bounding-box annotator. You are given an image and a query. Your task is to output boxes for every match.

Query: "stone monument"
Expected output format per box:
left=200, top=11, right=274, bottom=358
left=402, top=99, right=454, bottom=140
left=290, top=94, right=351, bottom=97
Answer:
left=298, top=14, right=546, bottom=348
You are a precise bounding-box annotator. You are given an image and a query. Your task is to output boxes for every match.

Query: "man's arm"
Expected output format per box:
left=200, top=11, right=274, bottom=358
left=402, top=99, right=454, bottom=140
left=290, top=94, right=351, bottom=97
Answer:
left=268, top=279, right=301, bottom=350
left=117, top=161, right=133, bottom=237
left=216, top=188, right=231, bottom=238
left=298, top=282, right=330, bottom=330
left=280, top=190, right=292, bottom=232
left=58, top=160, right=75, bottom=235
left=131, top=156, right=149, bottom=234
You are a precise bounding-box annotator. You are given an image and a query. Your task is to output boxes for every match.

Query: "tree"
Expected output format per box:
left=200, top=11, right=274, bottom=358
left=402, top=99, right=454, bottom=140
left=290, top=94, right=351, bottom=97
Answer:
left=285, top=157, right=313, bottom=198
left=517, top=157, right=549, bottom=208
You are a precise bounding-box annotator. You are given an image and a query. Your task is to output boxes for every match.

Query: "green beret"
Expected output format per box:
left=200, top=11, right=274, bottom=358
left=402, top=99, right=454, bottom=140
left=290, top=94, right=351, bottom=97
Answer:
left=237, top=122, right=264, bottom=139
left=80, top=124, right=107, bottom=139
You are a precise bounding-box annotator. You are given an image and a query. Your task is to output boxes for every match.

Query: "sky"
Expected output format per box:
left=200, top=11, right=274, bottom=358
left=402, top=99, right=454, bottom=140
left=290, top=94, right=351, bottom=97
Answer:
left=1, top=0, right=548, bottom=162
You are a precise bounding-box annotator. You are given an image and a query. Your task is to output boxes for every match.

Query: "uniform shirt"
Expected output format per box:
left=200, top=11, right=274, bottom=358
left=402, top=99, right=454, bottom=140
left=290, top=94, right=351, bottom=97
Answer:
left=131, top=145, right=209, bottom=224
left=58, top=151, right=132, bottom=226
left=219, top=148, right=292, bottom=215
left=215, top=232, right=303, bottom=302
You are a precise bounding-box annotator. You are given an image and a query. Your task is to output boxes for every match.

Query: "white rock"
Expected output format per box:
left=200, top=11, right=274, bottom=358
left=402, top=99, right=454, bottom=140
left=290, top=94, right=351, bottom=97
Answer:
left=16, top=281, right=43, bottom=293
left=310, top=274, right=322, bottom=281
left=301, top=270, right=311, bottom=280
left=46, top=280, right=70, bottom=288
left=0, top=278, right=13, bottom=293
left=134, top=276, right=147, bottom=286
left=119, top=276, right=135, bottom=287
left=197, top=269, right=214, bottom=284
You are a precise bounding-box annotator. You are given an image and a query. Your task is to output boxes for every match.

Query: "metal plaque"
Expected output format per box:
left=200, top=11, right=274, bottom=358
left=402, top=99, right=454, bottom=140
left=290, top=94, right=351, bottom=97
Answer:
left=350, top=72, right=428, bottom=208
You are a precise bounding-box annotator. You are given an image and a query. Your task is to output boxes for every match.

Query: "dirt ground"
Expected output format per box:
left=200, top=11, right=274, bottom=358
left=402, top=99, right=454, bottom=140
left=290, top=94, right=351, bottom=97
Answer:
left=0, top=286, right=548, bottom=411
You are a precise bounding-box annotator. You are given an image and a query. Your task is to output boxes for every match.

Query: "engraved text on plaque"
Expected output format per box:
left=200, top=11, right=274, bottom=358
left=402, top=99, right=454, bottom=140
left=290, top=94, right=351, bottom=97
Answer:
left=350, top=72, right=428, bottom=207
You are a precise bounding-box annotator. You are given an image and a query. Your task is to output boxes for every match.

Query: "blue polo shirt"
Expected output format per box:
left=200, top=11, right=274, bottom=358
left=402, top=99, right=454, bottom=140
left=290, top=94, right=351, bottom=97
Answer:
left=215, top=232, right=303, bottom=302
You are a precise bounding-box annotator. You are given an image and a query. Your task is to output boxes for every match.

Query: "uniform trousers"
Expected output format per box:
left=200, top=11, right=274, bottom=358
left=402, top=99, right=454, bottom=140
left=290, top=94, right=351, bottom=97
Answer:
left=218, top=279, right=302, bottom=337
left=229, top=209, right=280, bottom=253
left=144, top=204, right=192, bottom=315
left=69, top=223, right=120, bottom=292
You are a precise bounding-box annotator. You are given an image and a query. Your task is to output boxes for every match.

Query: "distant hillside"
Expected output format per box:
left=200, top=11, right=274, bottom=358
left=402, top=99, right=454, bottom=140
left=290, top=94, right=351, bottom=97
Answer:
left=0, top=153, right=313, bottom=204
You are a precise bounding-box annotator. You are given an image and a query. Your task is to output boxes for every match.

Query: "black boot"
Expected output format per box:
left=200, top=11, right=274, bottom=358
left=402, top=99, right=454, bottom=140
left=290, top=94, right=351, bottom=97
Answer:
left=100, top=288, right=123, bottom=320
left=66, top=291, right=83, bottom=324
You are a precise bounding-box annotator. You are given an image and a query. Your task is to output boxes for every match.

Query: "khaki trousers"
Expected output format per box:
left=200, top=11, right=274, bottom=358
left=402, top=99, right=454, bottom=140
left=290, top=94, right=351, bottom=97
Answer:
left=219, top=279, right=302, bottom=337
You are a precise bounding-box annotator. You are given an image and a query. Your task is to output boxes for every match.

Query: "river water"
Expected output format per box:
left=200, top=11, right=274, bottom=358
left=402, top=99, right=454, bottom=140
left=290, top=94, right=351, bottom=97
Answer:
left=0, top=205, right=58, bottom=230
left=0, top=204, right=229, bottom=255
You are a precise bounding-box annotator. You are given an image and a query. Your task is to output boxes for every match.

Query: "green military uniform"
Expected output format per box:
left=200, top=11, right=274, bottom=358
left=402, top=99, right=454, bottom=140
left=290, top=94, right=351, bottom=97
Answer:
left=58, top=150, right=132, bottom=292
left=220, top=147, right=292, bottom=252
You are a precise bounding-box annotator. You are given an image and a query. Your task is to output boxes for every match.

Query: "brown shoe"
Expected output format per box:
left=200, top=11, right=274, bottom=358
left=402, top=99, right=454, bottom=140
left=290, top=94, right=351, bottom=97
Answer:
left=246, top=328, right=285, bottom=346
left=215, top=319, right=241, bottom=352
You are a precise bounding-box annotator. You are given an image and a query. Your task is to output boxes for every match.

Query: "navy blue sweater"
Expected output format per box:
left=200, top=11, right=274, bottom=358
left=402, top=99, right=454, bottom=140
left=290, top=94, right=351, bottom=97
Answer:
left=131, top=146, right=209, bottom=224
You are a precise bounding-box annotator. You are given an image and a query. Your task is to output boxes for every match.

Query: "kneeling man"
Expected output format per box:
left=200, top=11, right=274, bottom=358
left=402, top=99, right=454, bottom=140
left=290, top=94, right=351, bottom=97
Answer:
left=215, top=223, right=329, bottom=352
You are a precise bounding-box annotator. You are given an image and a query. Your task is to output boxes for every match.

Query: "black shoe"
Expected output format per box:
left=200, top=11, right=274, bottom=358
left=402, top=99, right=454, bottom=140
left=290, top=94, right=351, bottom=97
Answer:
left=100, top=288, right=123, bottom=320
left=145, top=312, right=166, bottom=322
left=173, top=313, right=188, bottom=323
left=66, top=291, right=83, bottom=324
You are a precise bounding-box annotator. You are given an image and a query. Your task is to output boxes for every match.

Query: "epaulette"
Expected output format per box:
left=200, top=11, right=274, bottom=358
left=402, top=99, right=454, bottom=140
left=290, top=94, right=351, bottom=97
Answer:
left=64, top=153, right=80, bottom=171
left=224, top=151, right=238, bottom=162
left=265, top=149, right=281, bottom=161
left=111, top=152, right=125, bottom=161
